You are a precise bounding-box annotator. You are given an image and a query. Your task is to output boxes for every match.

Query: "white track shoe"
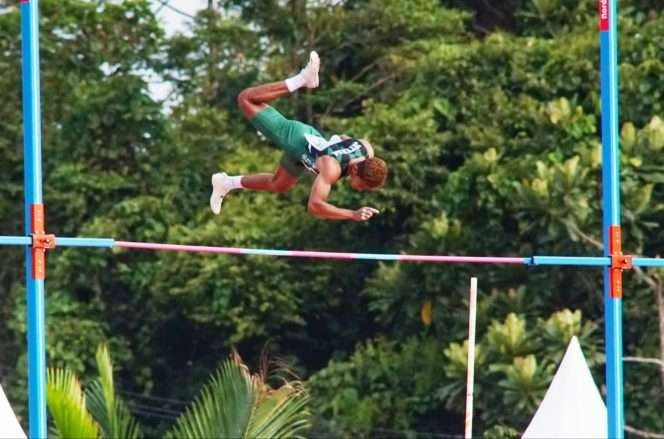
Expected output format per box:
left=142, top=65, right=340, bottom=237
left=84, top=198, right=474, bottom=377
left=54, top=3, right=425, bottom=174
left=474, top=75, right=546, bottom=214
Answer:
left=210, top=172, right=232, bottom=215
left=301, top=51, right=320, bottom=89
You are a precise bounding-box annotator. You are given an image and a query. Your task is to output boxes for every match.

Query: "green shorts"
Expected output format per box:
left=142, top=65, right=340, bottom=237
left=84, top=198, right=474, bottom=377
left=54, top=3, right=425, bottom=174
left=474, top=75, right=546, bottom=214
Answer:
left=250, top=106, right=323, bottom=178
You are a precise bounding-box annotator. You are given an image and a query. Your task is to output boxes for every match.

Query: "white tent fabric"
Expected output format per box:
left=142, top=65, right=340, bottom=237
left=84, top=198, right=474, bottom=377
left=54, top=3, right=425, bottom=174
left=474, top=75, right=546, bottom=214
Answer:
left=0, top=384, right=26, bottom=439
left=523, top=336, right=607, bottom=439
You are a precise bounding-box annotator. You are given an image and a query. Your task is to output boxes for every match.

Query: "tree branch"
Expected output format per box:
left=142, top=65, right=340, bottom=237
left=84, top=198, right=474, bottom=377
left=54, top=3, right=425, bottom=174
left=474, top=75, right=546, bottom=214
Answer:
left=654, top=271, right=664, bottom=386
left=564, top=221, right=664, bottom=386
left=322, top=58, right=384, bottom=117
left=563, top=220, right=603, bottom=251
left=630, top=268, right=664, bottom=385
left=626, top=425, right=664, bottom=439
left=623, top=356, right=664, bottom=368
left=324, top=74, right=395, bottom=118
left=634, top=265, right=658, bottom=289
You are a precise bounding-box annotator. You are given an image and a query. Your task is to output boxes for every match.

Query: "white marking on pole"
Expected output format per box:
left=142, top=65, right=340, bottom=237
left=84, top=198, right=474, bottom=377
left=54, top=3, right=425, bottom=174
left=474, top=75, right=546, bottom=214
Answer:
left=465, top=277, right=478, bottom=439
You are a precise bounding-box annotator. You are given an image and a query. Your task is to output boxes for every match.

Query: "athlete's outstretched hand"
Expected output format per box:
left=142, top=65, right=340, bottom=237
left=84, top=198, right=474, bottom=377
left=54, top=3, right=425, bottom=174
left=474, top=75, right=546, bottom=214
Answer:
left=352, top=207, right=380, bottom=221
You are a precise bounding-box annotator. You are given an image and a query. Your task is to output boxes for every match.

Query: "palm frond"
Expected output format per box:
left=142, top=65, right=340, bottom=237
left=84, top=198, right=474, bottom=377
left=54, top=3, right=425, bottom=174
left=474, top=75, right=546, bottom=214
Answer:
left=46, top=368, right=99, bottom=439
left=166, top=359, right=255, bottom=439
left=247, top=381, right=311, bottom=439
left=86, top=345, right=143, bottom=439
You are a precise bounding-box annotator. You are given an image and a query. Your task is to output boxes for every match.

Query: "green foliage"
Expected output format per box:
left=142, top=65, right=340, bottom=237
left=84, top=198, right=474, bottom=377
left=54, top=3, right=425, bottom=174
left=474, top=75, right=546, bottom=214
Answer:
left=46, top=368, right=100, bottom=439
left=309, top=337, right=449, bottom=437
left=166, top=359, right=254, bottom=439
left=2, top=0, right=664, bottom=437
left=46, top=344, right=310, bottom=439
left=519, top=0, right=596, bottom=37
left=166, top=353, right=310, bottom=439
left=309, top=309, right=600, bottom=437
left=47, top=345, right=142, bottom=439
left=482, top=424, right=520, bottom=439
left=444, top=309, right=601, bottom=430
left=86, top=346, right=143, bottom=439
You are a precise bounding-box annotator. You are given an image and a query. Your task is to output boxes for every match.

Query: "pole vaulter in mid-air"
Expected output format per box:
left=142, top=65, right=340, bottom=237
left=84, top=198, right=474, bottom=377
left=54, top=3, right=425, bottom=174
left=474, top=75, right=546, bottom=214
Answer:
left=209, top=51, right=388, bottom=222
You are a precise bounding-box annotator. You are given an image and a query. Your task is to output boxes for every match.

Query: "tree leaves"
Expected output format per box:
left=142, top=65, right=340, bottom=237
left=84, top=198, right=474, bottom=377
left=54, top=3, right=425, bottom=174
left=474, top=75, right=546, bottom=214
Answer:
left=86, top=345, right=143, bottom=439
left=3, top=0, right=664, bottom=436
left=46, top=368, right=100, bottom=439
left=166, top=353, right=310, bottom=439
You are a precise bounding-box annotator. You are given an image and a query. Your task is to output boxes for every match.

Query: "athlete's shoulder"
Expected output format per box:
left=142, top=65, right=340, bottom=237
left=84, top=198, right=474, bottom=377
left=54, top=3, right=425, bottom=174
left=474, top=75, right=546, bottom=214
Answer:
left=316, top=155, right=343, bottom=180
left=359, top=139, right=374, bottom=157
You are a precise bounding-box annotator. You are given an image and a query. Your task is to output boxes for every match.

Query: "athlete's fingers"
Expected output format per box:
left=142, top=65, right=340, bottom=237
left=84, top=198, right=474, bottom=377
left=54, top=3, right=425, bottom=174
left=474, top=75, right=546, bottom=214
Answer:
left=361, top=208, right=377, bottom=220
left=354, top=207, right=379, bottom=221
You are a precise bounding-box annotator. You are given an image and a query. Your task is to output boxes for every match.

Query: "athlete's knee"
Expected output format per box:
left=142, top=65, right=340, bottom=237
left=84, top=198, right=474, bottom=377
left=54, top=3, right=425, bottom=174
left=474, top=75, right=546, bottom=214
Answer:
left=270, top=178, right=294, bottom=193
left=271, top=182, right=291, bottom=193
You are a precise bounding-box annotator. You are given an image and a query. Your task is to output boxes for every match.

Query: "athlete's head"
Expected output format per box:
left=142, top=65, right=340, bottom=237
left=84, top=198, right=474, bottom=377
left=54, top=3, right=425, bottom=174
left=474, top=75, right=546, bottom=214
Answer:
left=350, top=157, right=388, bottom=191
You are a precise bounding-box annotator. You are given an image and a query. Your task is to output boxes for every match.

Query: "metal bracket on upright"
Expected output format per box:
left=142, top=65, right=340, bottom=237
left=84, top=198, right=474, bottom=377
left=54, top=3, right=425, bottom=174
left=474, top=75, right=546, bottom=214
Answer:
left=609, top=225, right=632, bottom=298
left=30, top=204, right=56, bottom=280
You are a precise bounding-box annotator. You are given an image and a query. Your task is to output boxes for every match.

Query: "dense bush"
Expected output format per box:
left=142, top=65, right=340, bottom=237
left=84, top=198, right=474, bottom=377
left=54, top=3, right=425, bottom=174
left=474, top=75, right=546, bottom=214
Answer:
left=0, top=0, right=662, bottom=436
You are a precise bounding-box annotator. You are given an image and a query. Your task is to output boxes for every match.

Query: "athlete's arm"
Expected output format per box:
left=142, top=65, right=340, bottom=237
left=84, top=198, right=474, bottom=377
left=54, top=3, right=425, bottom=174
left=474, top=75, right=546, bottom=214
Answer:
left=307, top=156, right=379, bottom=221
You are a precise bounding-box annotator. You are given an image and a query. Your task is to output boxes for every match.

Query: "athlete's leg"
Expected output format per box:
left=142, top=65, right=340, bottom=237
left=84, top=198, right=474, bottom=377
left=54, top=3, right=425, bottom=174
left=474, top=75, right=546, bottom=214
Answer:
left=237, top=51, right=320, bottom=119
left=237, top=82, right=290, bottom=119
left=210, top=164, right=300, bottom=215
left=240, top=166, right=298, bottom=193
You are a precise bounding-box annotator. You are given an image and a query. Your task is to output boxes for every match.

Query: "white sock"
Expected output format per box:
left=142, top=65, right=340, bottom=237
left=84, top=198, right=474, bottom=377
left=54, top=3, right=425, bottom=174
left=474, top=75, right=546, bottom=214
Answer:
left=227, top=175, right=244, bottom=190
left=285, top=74, right=305, bottom=92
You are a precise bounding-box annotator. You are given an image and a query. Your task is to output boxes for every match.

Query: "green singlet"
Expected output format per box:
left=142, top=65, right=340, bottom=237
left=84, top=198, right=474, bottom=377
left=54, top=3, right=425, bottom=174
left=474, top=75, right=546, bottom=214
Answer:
left=250, top=106, right=368, bottom=178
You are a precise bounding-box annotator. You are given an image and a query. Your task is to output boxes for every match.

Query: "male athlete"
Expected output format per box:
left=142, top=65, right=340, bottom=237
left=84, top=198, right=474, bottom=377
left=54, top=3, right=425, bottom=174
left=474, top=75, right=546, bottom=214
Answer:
left=209, top=51, right=388, bottom=221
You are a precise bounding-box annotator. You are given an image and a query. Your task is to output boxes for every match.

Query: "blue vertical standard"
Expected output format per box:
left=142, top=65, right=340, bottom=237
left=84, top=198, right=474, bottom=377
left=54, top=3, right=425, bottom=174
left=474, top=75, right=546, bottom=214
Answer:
left=599, top=0, right=624, bottom=437
left=20, top=0, right=48, bottom=437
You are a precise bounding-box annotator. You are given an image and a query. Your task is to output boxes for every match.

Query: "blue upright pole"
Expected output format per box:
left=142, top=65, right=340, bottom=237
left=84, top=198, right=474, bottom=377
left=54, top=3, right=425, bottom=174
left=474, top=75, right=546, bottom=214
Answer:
left=599, top=0, right=624, bottom=436
left=20, top=0, right=48, bottom=437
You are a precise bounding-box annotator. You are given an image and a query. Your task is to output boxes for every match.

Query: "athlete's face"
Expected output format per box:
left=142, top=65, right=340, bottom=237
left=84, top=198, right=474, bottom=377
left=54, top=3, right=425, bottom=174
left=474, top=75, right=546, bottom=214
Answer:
left=349, top=165, right=370, bottom=191
left=350, top=175, right=369, bottom=191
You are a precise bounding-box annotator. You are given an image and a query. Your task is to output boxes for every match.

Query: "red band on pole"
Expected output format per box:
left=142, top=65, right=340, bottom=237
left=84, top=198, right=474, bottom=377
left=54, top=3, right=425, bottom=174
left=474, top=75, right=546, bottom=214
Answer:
left=609, top=225, right=622, bottom=298
left=31, top=204, right=46, bottom=280
left=609, top=225, right=621, bottom=254
left=30, top=205, right=55, bottom=280
left=31, top=204, right=44, bottom=234
left=599, top=0, right=609, bottom=31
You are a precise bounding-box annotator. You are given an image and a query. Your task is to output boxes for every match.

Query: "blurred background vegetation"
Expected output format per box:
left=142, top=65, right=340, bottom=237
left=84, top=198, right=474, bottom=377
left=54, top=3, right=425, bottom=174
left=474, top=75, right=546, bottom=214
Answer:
left=1, top=0, right=663, bottom=437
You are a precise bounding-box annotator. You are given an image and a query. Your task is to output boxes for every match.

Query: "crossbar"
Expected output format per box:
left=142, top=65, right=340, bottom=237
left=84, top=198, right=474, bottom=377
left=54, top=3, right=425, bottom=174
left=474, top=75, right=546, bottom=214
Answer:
left=3, top=236, right=664, bottom=268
